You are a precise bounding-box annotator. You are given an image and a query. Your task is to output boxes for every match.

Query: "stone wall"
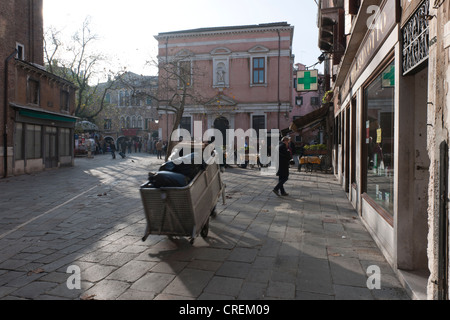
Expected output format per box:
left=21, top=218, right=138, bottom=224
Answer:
left=426, top=0, right=450, bottom=300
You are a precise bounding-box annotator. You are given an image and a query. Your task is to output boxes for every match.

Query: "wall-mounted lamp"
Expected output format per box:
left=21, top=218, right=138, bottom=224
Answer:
left=318, top=53, right=326, bottom=63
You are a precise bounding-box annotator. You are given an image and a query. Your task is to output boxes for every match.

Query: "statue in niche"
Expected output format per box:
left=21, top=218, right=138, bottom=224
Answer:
left=216, top=62, right=226, bottom=85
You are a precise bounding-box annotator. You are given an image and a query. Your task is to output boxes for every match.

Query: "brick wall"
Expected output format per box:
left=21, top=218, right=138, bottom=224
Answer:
left=1, top=0, right=45, bottom=177
left=1, top=0, right=44, bottom=121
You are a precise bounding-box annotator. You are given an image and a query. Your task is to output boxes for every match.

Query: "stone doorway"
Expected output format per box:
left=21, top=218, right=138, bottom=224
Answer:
left=213, top=116, right=230, bottom=146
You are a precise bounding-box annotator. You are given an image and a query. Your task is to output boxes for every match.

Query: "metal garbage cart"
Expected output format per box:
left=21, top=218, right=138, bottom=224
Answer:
left=140, top=163, right=225, bottom=244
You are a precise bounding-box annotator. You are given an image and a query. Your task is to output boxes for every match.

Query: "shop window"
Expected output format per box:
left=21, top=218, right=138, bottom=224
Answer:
left=337, top=114, right=342, bottom=145
left=363, top=60, right=395, bottom=215
left=59, top=128, right=71, bottom=156
left=14, top=123, right=24, bottom=160
left=25, top=124, right=42, bottom=159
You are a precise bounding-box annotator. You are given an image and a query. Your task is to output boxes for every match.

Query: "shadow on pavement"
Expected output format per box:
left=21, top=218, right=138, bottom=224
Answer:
left=0, top=155, right=409, bottom=300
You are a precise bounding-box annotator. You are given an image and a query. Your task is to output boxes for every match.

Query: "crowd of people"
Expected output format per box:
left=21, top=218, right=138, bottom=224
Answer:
left=106, top=138, right=170, bottom=159
left=86, top=137, right=169, bottom=158
left=87, top=133, right=324, bottom=202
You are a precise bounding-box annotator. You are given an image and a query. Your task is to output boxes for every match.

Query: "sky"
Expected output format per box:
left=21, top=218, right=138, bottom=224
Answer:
left=43, top=0, right=323, bottom=78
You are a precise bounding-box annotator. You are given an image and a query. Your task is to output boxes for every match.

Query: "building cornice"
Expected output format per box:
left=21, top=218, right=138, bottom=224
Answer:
left=15, top=59, right=78, bottom=89
left=154, top=22, right=294, bottom=41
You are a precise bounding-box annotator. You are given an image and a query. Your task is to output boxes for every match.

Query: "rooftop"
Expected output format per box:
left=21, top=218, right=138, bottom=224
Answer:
left=155, top=22, right=293, bottom=39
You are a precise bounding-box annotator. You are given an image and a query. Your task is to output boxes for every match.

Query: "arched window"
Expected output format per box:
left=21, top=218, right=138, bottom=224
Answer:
left=119, top=91, right=125, bottom=106
left=125, top=91, right=130, bottom=106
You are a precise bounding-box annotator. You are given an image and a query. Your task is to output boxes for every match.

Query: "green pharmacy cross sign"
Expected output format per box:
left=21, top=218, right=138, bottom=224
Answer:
left=297, top=69, right=318, bottom=92
left=382, top=65, right=395, bottom=88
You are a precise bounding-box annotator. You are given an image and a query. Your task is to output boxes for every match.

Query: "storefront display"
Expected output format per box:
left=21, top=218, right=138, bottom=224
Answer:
left=364, top=60, right=395, bottom=215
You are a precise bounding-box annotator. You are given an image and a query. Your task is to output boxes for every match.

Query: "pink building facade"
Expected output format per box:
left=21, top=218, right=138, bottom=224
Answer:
left=154, top=22, right=294, bottom=144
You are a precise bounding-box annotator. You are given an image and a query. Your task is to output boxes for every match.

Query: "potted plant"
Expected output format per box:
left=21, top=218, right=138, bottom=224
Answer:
left=304, top=144, right=327, bottom=155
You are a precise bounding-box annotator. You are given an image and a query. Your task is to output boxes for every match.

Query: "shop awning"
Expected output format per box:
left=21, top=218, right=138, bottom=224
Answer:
left=334, top=0, right=385, bottom=87
left=11, top=103, right=77, bottom=123
left=289, top=105, right=330, bottom=132
left=76, top=120, right=99, bottom=131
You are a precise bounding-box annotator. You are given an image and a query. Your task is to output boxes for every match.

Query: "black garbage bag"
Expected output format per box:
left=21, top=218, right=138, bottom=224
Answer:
left=146, top=171, right=190, bottom=188
left=159, top=153, right=206, bottom=181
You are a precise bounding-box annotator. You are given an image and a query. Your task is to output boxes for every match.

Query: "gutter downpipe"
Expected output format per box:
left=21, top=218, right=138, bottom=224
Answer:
left=3, top=50, right=17, bottom=178
left=277, top=30, right=281, bottom=133
left=165, top=37, right=169, bottom=142
left=438, top=141, right=449, bottom=300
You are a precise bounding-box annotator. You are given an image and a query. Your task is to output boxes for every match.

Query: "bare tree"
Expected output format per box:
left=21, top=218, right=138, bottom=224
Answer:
left=43, top=26, right=61, bottom=75
left=145, top=52, right=209, bottom=159
left=44, top=17, right=125, bottom=122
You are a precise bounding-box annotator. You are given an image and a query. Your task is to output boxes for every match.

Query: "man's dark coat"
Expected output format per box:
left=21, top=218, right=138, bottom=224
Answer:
left=277, top=142, right=292, bottom=177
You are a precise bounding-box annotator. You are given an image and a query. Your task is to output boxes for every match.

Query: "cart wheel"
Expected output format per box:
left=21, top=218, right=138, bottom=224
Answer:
left=201, top=218, right=209, bottom=238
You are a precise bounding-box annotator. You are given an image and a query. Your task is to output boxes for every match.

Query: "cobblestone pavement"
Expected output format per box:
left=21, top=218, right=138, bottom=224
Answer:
left=0, top=153, right=410, bottom=301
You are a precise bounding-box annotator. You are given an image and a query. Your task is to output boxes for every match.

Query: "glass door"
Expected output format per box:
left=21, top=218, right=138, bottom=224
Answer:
left=45, top=127, right=58, bottom=168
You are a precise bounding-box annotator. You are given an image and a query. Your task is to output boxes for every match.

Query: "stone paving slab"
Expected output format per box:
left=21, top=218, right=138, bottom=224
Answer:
left=0, top=153, right=410, bottom=301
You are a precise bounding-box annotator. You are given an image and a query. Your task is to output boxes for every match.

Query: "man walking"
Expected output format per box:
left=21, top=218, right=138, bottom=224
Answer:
left=156, top=140, right=163, bottom=159
left=273, top=136, right=292, bottom=197
left=110, top=141, right=117, bottom=160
